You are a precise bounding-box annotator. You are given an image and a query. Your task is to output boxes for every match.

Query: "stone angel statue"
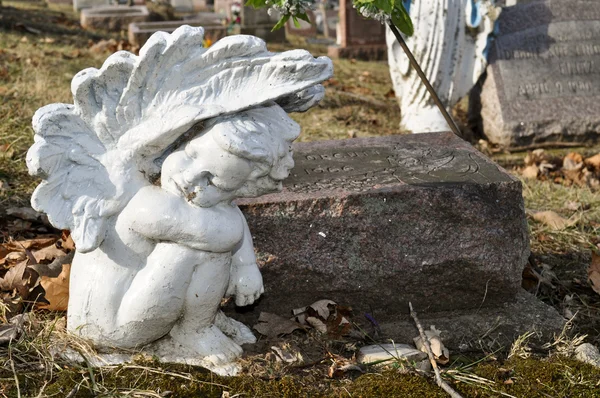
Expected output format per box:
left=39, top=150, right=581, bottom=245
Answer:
left=387, top=0, right=498, bottom=132
left=26, top=26, right=333, bottom=375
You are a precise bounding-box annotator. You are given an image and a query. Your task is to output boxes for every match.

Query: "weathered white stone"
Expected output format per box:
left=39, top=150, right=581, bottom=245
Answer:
left=357, top=343, right=427, bottom=364
left=575, top=343, right=600, bottom=368
left=386, top=0, right=498, bottom=132
left=27, top=26, right=333, bottom=375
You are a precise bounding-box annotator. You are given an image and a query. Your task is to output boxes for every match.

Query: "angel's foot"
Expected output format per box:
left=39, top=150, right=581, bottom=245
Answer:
left=169, top=324, right=243, bottom=367
left=146, top=328, right=242, bottom=375
left=215, top=310, right=257, bottom=345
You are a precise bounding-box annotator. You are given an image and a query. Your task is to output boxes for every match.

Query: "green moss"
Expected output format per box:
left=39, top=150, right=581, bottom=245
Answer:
left=6, top=356, right=600, bottom=398
left=455, top=357, right=600, bottom=398
left=348, top=371, right=448, bottom=398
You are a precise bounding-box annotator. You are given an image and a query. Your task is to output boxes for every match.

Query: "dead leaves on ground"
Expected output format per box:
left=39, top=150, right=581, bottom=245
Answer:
left=519, top=149, right=600, bottom=189
left=1, top=227, right=74, bottom=320
left=292, top=299, right=353, bottom=338
left=88, top=38, right=138, bottom=55
left=531, top=210, right=579, bottom=231
left=254, top=300, right=353, bottom=339
left=254, top=312, right=305, bottom=338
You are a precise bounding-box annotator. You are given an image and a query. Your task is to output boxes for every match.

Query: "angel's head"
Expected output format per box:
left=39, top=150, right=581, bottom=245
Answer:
left=160, top=104, right=299, bottom=207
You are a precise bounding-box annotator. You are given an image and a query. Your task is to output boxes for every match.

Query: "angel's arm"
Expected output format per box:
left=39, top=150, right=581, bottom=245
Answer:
left=226, top=207, right=264, bottom=306
left=118, top=187, right=225, bottom=252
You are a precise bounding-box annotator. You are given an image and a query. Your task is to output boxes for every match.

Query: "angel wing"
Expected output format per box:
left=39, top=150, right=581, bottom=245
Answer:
left=27, top=25, right=333, bottom=253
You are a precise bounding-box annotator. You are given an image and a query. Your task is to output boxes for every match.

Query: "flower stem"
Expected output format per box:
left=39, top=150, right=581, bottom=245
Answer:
left=387, top=22, right=464, bottom=139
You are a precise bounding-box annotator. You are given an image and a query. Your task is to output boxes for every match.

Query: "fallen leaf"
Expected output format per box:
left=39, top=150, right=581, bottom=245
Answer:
left=588, top=251, right=600, bottom=296
left=521, top=165, right=539, bottom=179
left=4, top=236, right=59, bottom=251
left=38, top=263, right=70, bottom=311
left=532, top=210, right=577, bottom=230
left=60, top=231, right=76, bottom=251
left=0, top=246, right=8, bottom=261
left=5, top=251, right=27, bottom=262
left=0, top=260, right=28, bottom=291
left=327, top=353, right=363, bottom=378
left=564, top=201, right=584, bottom=211
left=562, top=156, right=583, bottom=172
left=0, top=314, right=29, bottom=345
left=584, top=153, right=600, bottom=170
left=414, top=326, right=450, bottom=365
left=253, top=312, right=304, bottom=338
left=0, top=143, right=14, bottom=159
left=293, top=300, right=352, bottom=337
left=565, top=152, right=584, bottom=164
left=33, top=245, right=67, bottom=263
left=524, top=149, right=547, bottom=166
left=538, top=161, right=555, bottom=173
left=270, top=344, right=303, bottom=364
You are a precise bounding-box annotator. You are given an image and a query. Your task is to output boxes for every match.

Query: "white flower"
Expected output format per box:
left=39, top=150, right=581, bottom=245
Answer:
left=269, top=0, right=316, bottom=17
left=355, top=4, right=390, bottom=24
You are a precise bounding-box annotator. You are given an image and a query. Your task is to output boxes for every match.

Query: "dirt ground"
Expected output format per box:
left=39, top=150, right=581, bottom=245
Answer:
left=1, top=1, right=600, bottom=397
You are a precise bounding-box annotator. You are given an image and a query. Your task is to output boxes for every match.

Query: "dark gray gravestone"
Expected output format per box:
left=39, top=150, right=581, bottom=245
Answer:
left=481, top=0, right=600, bottom=147
left=235, top=132, right=564, bottom=348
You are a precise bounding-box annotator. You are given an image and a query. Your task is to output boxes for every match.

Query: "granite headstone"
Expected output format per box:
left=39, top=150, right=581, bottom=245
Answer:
left=234, top=132, right=564, bottom=348
left=481, top=0, right=600, bottom=147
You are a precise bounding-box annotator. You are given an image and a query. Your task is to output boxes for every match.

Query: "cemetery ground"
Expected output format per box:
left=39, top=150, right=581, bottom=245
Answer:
left=1, top=1, right=600, bottom=396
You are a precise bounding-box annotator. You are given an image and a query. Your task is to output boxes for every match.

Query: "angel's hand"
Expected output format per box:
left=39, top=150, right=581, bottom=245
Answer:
left=226, top=264, right=264, bottom=307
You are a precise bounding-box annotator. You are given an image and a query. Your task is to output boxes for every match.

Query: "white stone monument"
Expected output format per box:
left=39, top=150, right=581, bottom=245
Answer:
left=26, top=25, right=333, bottom=375
left=386, top=0, right=498, bottom=132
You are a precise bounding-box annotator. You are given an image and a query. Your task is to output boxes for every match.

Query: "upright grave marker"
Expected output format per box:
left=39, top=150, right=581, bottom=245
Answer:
left=481, top=0, right=600, bottom=147
left=327, top=0, right=387, bottom=60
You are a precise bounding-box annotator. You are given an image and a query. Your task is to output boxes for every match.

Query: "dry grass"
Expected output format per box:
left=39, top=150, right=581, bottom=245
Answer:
left=0, top=2, right=108, bottom=207
left=521, top=176, right=600, bottom=255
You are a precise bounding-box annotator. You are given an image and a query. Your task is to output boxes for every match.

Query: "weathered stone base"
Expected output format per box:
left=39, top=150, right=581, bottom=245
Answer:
left=377, top=291, right=565, bottom=351
left=225, top=291, right=565, bottom=351
left=327, top=44, right=387, bottom=61
left=54, top=344, right=241, bottom=376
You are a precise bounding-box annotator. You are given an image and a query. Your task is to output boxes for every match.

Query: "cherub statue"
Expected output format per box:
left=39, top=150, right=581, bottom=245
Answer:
left=26, top=26, right=333, bottom=375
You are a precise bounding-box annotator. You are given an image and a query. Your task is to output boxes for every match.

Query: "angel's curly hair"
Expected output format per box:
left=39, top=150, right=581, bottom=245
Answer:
left=206, top=104, right=300, bottom=168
